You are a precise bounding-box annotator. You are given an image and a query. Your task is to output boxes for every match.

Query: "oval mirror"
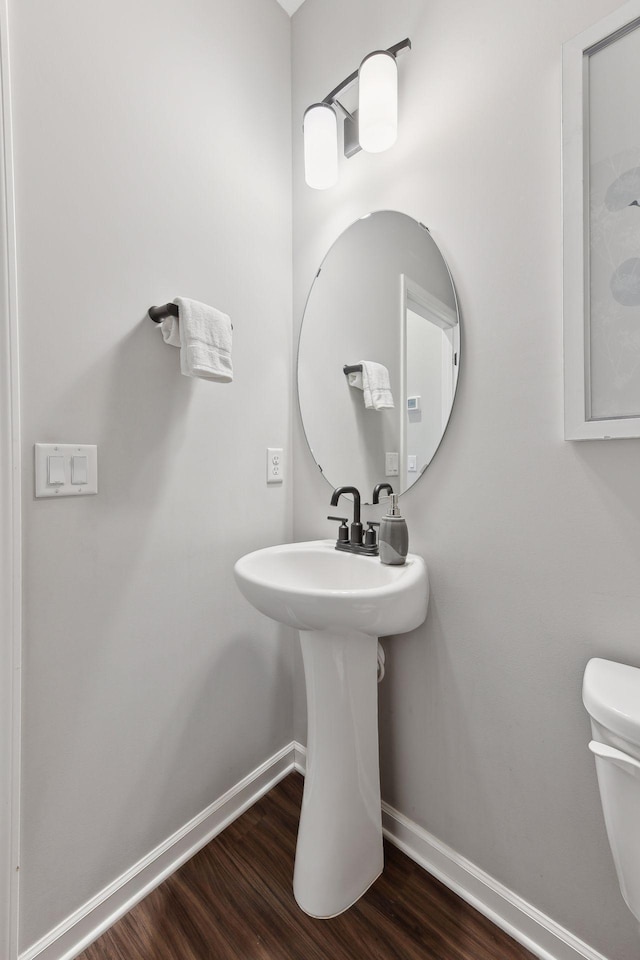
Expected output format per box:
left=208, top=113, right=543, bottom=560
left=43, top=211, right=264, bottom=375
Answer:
left=297, top=211, right=460, bottom=501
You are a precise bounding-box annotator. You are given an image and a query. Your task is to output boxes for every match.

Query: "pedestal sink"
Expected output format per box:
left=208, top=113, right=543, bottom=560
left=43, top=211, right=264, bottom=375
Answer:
left=234, top=539, right=429, bottom=918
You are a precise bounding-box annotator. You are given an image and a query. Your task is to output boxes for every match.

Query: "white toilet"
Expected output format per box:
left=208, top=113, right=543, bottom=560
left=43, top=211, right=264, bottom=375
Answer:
left=583, top=658, right=640, bottom=921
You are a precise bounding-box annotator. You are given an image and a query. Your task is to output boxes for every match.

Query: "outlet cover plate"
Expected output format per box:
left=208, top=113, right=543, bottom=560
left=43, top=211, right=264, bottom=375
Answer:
left=267, top=447, right=284, bottom=484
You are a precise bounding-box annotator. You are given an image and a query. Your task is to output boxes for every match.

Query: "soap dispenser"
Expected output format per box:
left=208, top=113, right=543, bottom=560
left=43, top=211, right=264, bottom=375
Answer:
left=379, top=494, right=408, bottom=565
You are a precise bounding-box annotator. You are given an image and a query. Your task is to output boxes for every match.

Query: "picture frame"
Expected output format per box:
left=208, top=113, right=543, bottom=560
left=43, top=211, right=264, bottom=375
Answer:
left=563, top=0, right=640, bottom=439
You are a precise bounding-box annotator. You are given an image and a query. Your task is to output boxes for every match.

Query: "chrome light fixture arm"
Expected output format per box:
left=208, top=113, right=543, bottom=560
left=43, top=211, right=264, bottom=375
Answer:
left=303, top=37, right=411, bottom=186
left=322, top=37, right=411, bottom=160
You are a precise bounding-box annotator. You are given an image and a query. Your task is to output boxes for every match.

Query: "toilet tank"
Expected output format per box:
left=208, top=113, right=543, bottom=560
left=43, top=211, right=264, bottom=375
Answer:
left=583, top=658, right=640, bottom=922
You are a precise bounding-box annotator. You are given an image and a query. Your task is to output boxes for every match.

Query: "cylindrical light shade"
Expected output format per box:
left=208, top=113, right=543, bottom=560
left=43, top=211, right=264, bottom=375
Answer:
left=358, top=51, right=398, bottom=153
left=303, top=103, right=338, bottom=190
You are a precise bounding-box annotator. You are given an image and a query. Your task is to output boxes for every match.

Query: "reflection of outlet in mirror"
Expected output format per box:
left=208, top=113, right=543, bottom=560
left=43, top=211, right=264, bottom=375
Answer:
left=267, top=447, right=284, bottom=484
left=385, top=452, right=399, bottom=476
left=408, top=455, right=417, bottom=473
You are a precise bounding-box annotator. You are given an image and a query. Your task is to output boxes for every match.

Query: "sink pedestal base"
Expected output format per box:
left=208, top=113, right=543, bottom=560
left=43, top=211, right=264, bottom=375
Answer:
left=293, top=628, right=383, bottom=918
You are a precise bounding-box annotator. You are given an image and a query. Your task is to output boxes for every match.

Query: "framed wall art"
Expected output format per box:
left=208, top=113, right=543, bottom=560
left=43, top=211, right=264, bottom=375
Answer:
left=563, top=0, right=640, bottom=438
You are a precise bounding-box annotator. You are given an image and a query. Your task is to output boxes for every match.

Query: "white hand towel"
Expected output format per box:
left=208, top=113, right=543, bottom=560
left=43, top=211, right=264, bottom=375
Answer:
left=347, top=370, right=364, bottom=389
left=161, top=297, right=233, bottom=382
left=360, top=361, right=394, bottom=410
left=160, top=312, right=181, bottom=347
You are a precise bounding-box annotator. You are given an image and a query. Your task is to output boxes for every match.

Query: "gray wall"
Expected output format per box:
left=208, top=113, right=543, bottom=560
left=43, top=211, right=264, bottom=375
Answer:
left=11, top=0, right=293, bottom=950
left=291, top=1, right=640, bottom=957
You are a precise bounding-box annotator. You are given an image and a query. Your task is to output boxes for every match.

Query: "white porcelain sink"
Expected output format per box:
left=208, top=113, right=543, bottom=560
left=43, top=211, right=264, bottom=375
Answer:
left=234, top=539, right=429, bottom=919
left=234, top=539, right=428, bottom=636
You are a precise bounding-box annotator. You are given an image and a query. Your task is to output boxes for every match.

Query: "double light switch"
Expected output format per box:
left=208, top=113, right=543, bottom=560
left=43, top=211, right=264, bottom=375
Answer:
left=35, top=443, right=98, bottom=498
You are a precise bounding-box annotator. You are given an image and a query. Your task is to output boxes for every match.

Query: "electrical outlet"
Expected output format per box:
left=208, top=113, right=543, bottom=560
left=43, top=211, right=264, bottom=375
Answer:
left=267, top=447, right=284, bottom=484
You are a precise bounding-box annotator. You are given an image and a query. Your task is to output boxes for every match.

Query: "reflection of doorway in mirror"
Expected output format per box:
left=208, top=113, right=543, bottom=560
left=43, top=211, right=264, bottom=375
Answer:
left=400, top=275, right=458, bottom=489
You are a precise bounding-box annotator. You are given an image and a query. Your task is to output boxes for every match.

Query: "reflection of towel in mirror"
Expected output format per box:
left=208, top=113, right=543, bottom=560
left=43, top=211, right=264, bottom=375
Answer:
left=354, top=361, right=394, bottom=410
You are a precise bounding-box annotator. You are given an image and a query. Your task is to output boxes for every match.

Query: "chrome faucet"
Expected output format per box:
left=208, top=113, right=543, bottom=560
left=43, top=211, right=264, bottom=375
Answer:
left=328, top=486, right=378, bottom=556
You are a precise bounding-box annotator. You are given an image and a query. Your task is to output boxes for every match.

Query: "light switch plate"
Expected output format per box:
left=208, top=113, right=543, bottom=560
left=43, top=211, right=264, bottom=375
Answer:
left=385, top=452, right=399, bottom=477
left=35, top=443, right=98, bottom=498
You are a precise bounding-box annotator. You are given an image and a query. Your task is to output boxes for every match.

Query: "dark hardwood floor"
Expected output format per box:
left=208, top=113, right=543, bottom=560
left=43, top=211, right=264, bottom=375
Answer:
left=78, top=773, right=535, bottom=960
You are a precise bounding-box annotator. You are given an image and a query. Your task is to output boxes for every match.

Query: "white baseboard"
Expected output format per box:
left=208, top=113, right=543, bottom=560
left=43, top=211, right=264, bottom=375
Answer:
left=381, top=803, right=611, bottom=960
left=294, top=744, right=608, bottom=960
left=292, top=740, right=306, bottom=773
left=22, top=741, right=609, bottom=960
left=20, top=742, right=297, bottom=960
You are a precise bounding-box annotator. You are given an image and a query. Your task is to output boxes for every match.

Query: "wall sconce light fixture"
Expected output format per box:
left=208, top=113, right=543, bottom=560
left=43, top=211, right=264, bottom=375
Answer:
left=303, top=38, right=411, bottom=190
left=303, top=103, right=339, bottom=190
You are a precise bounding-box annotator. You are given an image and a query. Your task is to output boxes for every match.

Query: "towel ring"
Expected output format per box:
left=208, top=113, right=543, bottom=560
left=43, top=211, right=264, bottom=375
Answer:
left=148, top=302, right=233, bottom=330
left=148, top=303, right=178, bottom=323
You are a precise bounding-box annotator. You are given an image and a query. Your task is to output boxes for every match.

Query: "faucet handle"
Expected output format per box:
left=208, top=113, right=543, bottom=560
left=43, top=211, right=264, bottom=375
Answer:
left=327, top=516, right=349, bottom=543
left=365, top=521, right=379, bottom=548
